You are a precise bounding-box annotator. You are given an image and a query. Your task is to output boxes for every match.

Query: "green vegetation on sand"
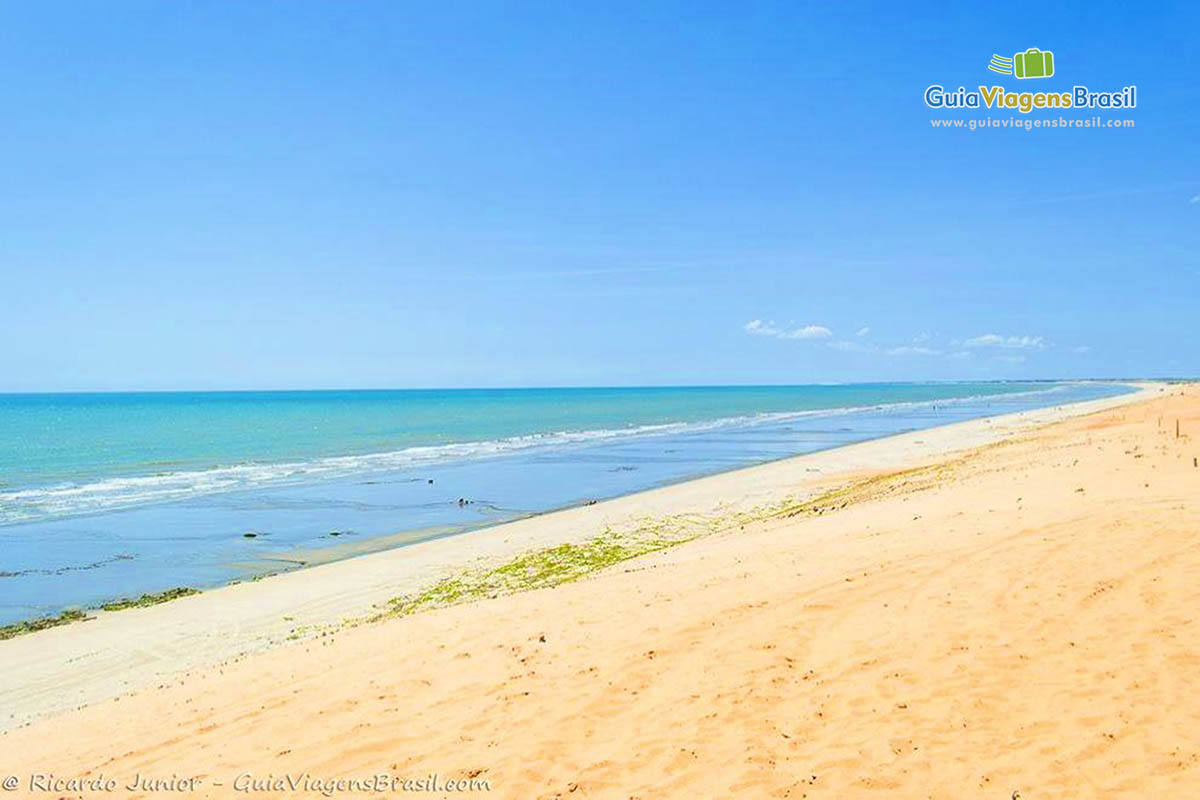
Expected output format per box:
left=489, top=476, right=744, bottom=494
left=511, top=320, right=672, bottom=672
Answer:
left=0, top=608, right=89, bottom=641
left=0, top=586, right=200, bottom=641
left=99, top=586, right=199, bottom=612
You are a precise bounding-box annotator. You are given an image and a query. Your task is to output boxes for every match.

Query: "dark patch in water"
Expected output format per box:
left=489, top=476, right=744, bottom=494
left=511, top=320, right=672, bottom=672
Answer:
left=0, top=552, right=134, bottom=579
left=359, top=477, right=428, bottom=486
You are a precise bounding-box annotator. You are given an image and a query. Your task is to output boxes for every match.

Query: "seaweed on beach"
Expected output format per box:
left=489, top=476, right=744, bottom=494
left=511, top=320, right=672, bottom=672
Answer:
left=0, top=587, right=202, bottom=641
left=378, top=520, right=703, bottom=619
left=0, top=608, right=90, bottom=641
left=98, top=586, right=199, bottom=612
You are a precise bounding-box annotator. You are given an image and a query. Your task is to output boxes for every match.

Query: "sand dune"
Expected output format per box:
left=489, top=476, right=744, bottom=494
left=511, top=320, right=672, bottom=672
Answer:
left=3, top=384, right=1200, bottom=798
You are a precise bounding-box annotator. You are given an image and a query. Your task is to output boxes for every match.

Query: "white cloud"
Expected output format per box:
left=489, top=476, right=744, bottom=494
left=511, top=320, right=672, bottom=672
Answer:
left=1072, top=345, right=1092, bottom=354
left=886, top=346, right=939, bottom=357
left=948, top=350, right=973, bottom=360
left=912, top=331, right=932, bottom=344
left=743, top=320, right=832, bottom=340
left=783, top=325, right=833, bottom=340
left=744, top=319, right=776, bottom=336
left=828, top=339, right=873, bottom=353
left=993, top=354, right=1027, bottom=364
left=855, top=326, right=870, bottom=337
left=963, top=334, right=1047, bottom=350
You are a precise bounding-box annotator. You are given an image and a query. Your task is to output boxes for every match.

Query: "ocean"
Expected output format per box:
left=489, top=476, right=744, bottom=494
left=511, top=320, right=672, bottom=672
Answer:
left=0, top=382, right=1131, bottom=624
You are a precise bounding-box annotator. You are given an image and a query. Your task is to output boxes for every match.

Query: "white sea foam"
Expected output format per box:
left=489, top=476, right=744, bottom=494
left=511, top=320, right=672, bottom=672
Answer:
left=0, top=384, right=1084, bottom=524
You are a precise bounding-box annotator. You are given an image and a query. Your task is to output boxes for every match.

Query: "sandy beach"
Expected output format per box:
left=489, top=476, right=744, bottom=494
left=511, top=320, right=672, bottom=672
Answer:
left=4, top=382, right=1199, bottom=798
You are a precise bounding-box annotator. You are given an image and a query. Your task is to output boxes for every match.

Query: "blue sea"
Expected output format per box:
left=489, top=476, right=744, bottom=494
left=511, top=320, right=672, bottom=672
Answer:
left=0, top=382, right=1131, bottom=624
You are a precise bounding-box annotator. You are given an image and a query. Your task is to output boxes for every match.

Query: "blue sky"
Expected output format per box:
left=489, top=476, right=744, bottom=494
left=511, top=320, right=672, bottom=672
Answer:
left=1, top=1, right=1196, bottom=391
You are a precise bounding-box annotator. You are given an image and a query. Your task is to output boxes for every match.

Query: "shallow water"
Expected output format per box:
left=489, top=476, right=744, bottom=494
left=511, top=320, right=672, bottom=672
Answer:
left=0, top=382, right=1131, bottom=623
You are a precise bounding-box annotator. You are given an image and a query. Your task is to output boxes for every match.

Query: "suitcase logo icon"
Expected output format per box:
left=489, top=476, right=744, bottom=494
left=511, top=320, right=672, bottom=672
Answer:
left=988, top=48, right=1055, bottom=79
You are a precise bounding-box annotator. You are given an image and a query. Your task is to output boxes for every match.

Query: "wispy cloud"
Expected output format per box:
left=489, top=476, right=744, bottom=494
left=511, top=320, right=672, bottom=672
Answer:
left=1072, top=345, right=1093, bottom=354
left=786, top=325, right=834, bottom=340
left=744, top=320, right=833, bottom=340
left=757, top=326, right=1053, bottom=363
left=886, top=345, right=939, bottom=357
left=963, top=334, right=1047, bottom=350
left=1191, top=194, right=1200, bottom=204
left=828, top=339, right=873, bottom=353
left=1010, top=183, right=1190, bottom=207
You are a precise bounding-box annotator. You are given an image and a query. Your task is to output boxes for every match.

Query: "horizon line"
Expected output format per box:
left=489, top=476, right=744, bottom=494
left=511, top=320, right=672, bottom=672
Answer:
left=0, top=377, right=1171, bottom=397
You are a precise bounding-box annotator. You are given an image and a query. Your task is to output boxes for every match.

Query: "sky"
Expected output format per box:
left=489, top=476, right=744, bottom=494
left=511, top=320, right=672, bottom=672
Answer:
left=0, top=1, right=1197, bottom=391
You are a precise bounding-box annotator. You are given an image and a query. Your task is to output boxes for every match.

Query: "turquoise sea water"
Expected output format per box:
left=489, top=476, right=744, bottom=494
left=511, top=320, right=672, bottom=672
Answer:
left=0, top=382, right=1130, bottom=623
